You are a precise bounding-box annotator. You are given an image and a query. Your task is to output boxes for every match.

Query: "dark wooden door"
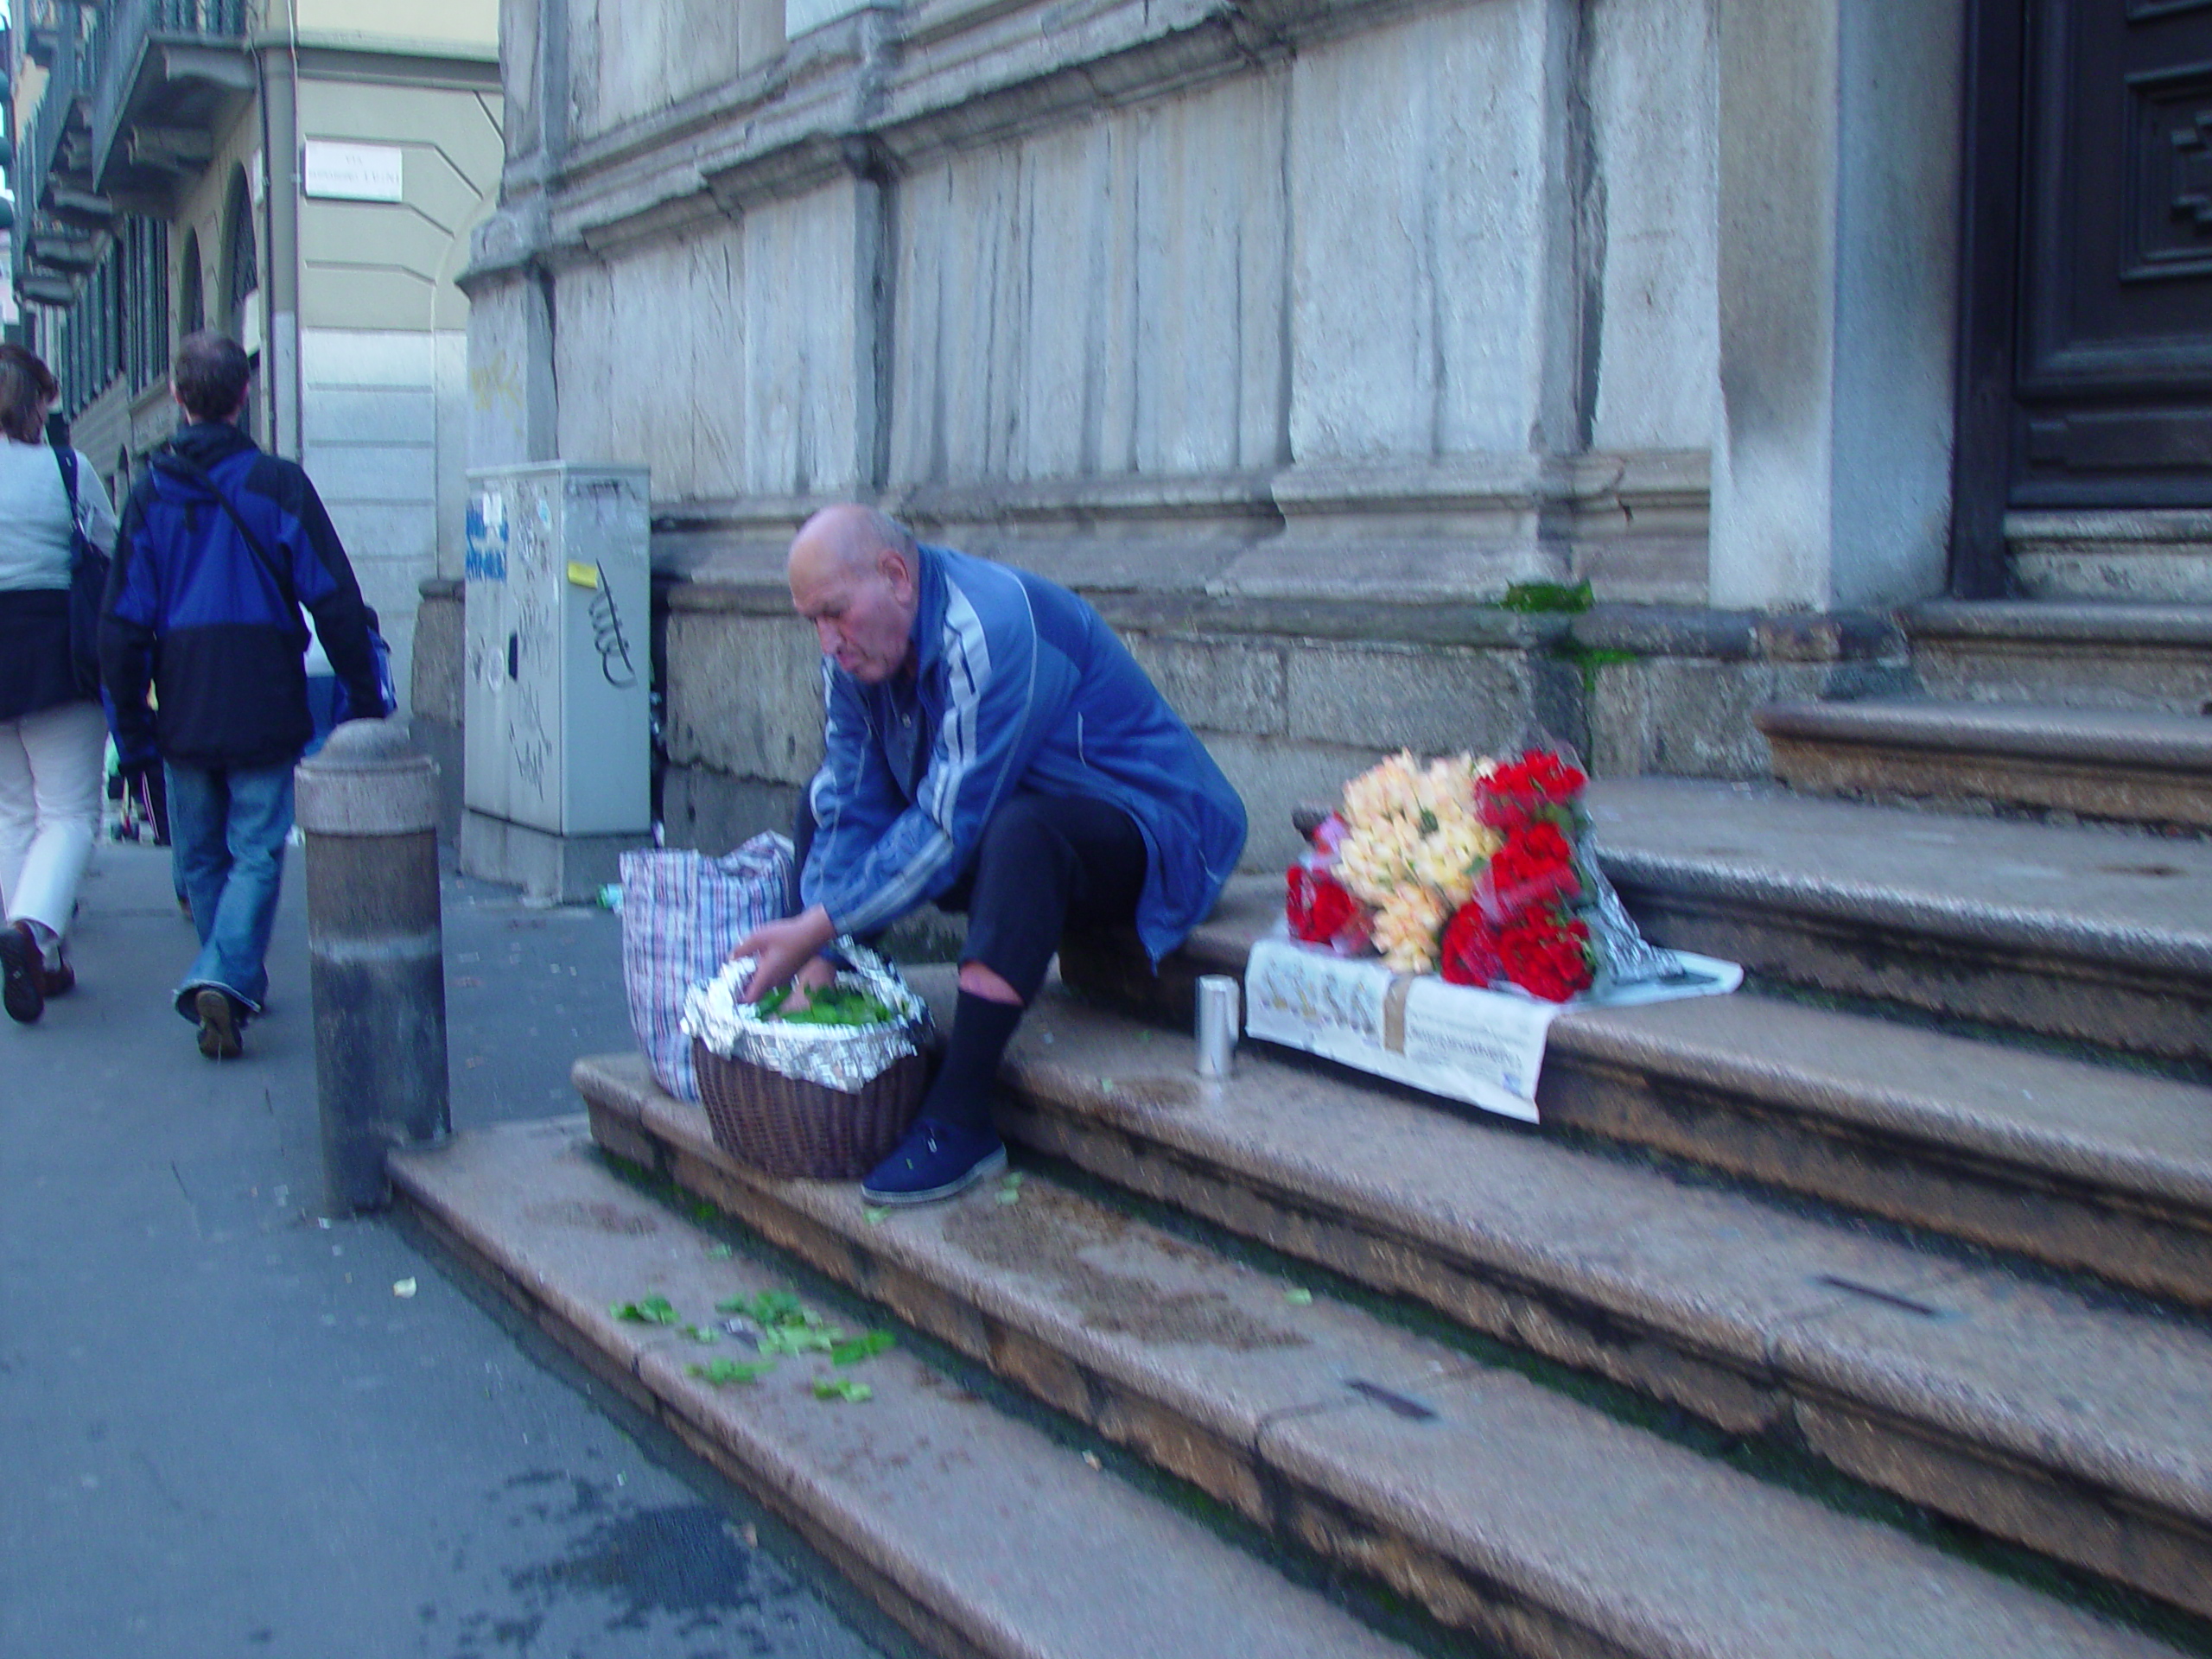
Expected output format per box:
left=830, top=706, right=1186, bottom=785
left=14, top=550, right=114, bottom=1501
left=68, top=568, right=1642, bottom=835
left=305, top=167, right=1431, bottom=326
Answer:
left=1954, top=0, right=2212, bottom=589
left=2014, top=0, right=2212, bottom=506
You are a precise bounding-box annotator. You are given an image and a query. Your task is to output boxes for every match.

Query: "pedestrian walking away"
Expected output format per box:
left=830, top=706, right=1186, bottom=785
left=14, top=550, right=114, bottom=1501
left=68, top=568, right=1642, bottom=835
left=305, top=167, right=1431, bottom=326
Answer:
left=732, top=505, right=1248, bottom=1204
left=99, top=332, right=387, bottom=1059
left=0, top=343, right=118, bottom=1026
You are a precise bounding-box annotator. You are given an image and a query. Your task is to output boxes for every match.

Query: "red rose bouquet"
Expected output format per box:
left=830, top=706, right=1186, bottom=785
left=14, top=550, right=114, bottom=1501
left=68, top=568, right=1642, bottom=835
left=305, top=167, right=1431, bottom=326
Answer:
left=1287, top=747, right=1597, bottom=1001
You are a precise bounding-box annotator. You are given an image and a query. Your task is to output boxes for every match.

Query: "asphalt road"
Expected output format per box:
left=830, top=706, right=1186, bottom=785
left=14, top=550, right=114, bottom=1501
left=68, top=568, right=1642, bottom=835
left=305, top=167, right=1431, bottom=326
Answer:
left=0, top=838, right=907, bottom=1659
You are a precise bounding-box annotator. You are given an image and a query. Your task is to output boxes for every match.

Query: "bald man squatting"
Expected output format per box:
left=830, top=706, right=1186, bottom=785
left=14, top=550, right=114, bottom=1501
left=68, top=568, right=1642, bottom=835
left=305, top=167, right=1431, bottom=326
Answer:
left=732, top=507, right=1249, bottom=1205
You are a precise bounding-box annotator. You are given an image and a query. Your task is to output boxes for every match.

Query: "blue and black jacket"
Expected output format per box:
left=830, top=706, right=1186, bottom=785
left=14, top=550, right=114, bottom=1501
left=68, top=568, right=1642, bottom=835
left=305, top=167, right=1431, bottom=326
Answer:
left=803, top=543, right=1249, bottom=965
left=100, top=419, right=381, bottom=769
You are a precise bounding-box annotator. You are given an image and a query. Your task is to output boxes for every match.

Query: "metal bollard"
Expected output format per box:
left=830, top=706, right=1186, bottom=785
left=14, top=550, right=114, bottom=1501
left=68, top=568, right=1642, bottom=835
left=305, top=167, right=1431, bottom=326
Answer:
left=295, top=720, right=451, bottom=1213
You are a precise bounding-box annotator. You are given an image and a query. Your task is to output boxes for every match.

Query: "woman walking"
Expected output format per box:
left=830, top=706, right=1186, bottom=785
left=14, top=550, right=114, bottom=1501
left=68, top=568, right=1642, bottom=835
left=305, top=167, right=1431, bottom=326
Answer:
left=0, top=344, right=118, bottom=1023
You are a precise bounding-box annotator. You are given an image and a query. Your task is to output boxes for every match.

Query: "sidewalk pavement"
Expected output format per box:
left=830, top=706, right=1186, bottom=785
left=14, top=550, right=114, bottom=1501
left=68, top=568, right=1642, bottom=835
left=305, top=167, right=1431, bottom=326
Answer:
left=0, top=838, right=906, bottom=1659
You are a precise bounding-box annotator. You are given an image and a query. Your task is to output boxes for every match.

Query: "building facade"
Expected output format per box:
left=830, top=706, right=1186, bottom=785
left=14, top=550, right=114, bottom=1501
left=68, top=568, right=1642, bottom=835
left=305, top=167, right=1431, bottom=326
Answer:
left=446, top=0, right=2207, bottom=866
left=5, top=0, right=503, bottom=716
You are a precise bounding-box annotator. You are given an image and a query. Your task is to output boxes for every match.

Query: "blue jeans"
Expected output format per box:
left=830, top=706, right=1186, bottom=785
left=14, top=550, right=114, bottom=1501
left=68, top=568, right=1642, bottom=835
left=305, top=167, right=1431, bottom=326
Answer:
left=167, top=760, right=295, bottom=1018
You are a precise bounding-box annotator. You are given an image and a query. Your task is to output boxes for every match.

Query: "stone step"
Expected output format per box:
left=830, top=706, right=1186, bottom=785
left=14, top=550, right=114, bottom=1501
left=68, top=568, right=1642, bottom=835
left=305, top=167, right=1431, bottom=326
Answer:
left=1058, top=866, right=2212, bottom=1306
left=1754, top=698, right=2212, bottom=828
left=388, top=1116, right=1419, bottom=1659
left=565, top=1059, right=2184, bottom=1659
left=1584, top=776, right=2212, bottom=1067
left=991, top=986, right=2212, bottom=1620
left=1905, top=600, right=2212, bottom=714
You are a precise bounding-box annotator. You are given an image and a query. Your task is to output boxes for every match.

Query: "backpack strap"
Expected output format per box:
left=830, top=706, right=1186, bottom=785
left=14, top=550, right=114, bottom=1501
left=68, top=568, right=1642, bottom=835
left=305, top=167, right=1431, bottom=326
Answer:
left=150, top=450, right=309, bottom=646
left=50, top=441, right=87, bottom=560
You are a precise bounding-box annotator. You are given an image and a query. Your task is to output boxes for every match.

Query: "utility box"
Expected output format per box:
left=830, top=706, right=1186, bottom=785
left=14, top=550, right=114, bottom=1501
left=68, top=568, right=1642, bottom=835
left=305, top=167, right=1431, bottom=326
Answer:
left=459, top=462, right=651, bottom=902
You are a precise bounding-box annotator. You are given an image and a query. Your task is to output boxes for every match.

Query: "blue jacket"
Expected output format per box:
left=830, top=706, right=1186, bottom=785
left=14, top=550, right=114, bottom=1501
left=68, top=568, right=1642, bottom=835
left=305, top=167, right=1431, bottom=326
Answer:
left=803, top=544, right=1248, bottom=963
left=100, top=420, right=382, bottom=769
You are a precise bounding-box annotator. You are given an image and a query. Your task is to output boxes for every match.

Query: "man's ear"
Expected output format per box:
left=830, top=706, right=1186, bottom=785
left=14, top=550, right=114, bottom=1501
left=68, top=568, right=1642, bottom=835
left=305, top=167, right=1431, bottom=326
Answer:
left=881, top=547, right=915, bottom=600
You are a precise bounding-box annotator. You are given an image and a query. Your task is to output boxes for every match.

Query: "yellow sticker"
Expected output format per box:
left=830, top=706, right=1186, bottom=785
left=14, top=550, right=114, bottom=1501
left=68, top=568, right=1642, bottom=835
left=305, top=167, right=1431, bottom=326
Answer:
left=566, top=560, right=600, bottom=589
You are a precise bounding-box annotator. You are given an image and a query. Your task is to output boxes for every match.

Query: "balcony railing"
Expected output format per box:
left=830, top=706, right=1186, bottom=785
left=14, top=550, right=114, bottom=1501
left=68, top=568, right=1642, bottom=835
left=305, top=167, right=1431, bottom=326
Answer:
left=12, top=0, right=249, bottom=304
left=89, top=0, right=252, bottom=197
left=17, top=3, right=86, bottom=241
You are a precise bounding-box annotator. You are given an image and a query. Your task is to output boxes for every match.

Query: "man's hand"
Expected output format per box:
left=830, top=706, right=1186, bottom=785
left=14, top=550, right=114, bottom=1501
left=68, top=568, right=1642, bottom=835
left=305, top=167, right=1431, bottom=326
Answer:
left=731, top=906, right=839, bottom=1003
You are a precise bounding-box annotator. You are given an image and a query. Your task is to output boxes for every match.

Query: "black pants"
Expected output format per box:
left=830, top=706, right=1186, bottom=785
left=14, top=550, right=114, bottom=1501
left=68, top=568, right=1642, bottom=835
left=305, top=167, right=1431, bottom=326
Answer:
left=792, top=790, right=1147, bottom=1001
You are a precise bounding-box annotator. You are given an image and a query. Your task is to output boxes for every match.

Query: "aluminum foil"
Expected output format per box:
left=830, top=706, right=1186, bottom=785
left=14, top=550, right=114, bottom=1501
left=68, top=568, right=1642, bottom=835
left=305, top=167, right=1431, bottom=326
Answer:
left=680, top=940, right=933, bottom=1093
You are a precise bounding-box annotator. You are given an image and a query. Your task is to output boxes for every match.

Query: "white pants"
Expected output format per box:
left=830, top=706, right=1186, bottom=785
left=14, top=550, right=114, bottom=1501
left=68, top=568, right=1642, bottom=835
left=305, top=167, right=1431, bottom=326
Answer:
left=0, top=700, right=106, bottom=944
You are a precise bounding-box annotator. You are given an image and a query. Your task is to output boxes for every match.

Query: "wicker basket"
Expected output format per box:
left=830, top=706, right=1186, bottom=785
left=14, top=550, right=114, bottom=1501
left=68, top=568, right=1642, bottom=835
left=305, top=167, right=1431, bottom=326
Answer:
left=690, top=1039, right=927, bottom=1179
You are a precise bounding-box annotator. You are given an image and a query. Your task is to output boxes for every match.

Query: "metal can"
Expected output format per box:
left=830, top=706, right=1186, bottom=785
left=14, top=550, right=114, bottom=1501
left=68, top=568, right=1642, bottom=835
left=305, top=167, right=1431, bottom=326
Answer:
left=1194, top=975, right=1240, bottom=1078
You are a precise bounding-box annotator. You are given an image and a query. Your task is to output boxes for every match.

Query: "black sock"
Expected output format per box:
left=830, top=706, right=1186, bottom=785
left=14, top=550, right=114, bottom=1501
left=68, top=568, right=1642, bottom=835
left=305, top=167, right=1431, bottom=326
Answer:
left=921, top=990, right=1024, bottom=1133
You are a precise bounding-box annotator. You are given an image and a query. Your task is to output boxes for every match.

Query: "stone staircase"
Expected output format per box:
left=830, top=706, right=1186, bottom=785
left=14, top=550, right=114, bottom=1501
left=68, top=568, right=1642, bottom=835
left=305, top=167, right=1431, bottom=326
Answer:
left=1759, top=601, right=2212, bottom=825
left=391, top=598, right=2212, bottom=1659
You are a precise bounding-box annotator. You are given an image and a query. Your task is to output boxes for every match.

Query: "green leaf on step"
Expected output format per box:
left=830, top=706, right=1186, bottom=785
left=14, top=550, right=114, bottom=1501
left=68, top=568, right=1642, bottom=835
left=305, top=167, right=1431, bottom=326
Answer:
left=863, top=1206, right=890, bottom=1226
left=749, top=1291, right=806, bottom=1327
left=812, top=1376, right=874, bottom=1403
left=1001, top=1172, right=1024, bottom=1187
left=689, top=1357, right=775, bottom=1386
left=996, top=1187, right=1020, bottom=1205
left=681, top=1324, right=720, bottom=1344
left=609, top=1294, right=682, bottom=1325
left=759, top=1324, right=838, bottom=1357
left=1283, top=1287, right=1313, bottom=1306
left=706, top=1243, right=734, bottom=1259
left=830, top=1330, right=895, bottom=1367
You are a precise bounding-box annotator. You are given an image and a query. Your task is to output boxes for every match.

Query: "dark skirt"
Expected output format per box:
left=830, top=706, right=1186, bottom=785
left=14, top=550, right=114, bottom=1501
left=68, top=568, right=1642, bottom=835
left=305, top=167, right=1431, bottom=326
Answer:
left=0, top=588, right=88, bottom=723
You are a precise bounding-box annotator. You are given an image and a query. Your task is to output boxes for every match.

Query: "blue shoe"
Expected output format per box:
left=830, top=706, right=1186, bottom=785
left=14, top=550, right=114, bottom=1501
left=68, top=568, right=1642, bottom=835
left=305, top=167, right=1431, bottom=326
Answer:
left=860, top=1117, right=1007, bottom=1206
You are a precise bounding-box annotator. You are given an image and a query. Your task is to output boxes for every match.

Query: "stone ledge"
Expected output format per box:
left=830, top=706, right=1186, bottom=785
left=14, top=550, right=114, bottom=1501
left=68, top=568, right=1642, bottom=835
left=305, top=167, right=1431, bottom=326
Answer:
left=654, top=561, right=1897, bottom=661
left=1906, top=600, right=2212, bottom=646
left=1758, top=701, right=2212, bottom=768
left=1758, top=701, right=2212, bottom=827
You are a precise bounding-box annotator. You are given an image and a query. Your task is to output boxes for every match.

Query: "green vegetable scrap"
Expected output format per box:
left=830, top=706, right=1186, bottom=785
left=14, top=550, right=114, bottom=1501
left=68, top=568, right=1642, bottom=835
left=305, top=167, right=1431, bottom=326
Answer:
left=760, top=1324, right=837, bottom=1357
left=1283, top=1287, right=1314, bottom=1306
left=609, top=1294, right=682, bottom=1325
left=698, top=1286, right=898, bottom=1387
left=830, top=1331, right=896, bottom=1367
left=813, top=1376, right=874, bottom=1403
left=745, top=1290, right=807, bottom=1325
left=681, top=1324, right=721, bottom=1344
left=706, top=1243, right=734, bottom=1259
left=863, top=1206, right=890, bottom=1226
left=690, top=1358, right=776, bottom=1387
left=753, top=984, right=901, bottom=1027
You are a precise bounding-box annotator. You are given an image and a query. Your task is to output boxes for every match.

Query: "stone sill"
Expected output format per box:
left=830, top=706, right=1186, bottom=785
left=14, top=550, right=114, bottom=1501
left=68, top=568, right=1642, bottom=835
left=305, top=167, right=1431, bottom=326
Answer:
left=2006, top=510, right=2212, bottom=546
left=658, top=570, right=1901, bottom=665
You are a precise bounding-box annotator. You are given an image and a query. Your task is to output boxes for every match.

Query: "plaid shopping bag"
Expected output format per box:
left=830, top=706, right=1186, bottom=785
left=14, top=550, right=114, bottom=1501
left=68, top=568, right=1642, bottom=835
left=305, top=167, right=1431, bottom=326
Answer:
left=620, top=834, right=793, bottom=1101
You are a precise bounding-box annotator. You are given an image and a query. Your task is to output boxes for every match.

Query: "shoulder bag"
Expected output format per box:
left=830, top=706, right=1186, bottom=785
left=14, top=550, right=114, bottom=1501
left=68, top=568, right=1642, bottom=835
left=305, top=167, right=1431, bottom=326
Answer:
left=54, top=444, right=109, bottom=702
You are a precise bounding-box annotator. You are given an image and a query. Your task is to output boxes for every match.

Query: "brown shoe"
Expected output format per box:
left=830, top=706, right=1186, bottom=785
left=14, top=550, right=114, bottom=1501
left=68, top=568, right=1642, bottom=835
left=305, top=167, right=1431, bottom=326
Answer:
left=41, top=949, right=74, bottom=998
left=195, top=988, right=243, bottom=1059
left=1, top=922, right=42, bottom=1024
